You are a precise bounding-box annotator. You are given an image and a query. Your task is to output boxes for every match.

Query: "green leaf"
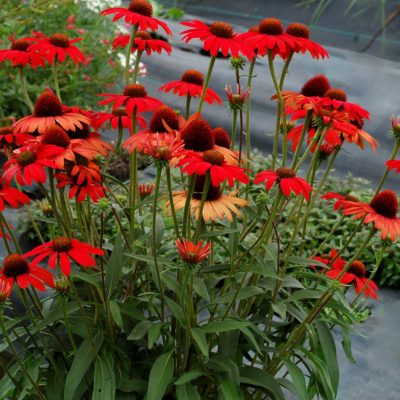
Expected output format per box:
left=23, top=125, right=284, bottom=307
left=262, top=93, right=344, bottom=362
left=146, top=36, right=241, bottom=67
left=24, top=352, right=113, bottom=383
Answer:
left=285, top=289, right=323, bottom=303
left=316, top=322, right=339, bottom=395
left=200, top=320, right=250, bottom=333
left=191, top=328, right=209, bottom=360
left=148, top=322, right=162, bottom=349
left=176, top=383, right=201, bottom=400
left=218, top=380, right=243, bottom=400
left=271, top=303, right=287, bottom=320
left=105, top=234, right=124, bottom=298
left=127, top=320, right=152, bottom=341
left=193, top=278, right=210, bottom=301
left=218, top=287, right=263, bottom=303
left=287, top=256, right=328, bottom=269
left=109, top=301, right=123, bottom=330
left=174, top=370, right=203, bottom=385
left=208, top=356, right=240, bottom=386
left=64, top=331, right=104, bottom=400
left=165, top=297, right=187, bottom=327
left=284, top=359, right=309, bottom=400
left=199, top=229, right=239, bottom=238
left=92, top=348, right=115, bottom=400
left=239, top=367, right=284, bottom=400
left=341, top=328, right=355, bottom=363
left=146, top=350, right=174, bottom=400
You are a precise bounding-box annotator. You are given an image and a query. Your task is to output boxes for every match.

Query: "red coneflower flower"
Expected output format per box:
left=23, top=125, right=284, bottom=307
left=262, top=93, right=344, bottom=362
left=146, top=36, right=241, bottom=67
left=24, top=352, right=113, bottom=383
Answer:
left=254, top=167, right=313, bottom=201
left=176, top=239, right=211, bottom=265
left=0, top=183, right=30, bottom=211
left=239, top=18, right=296, bottom=58
left=123, top=105, right=181, bottom=153
left=24, top=237, right=105, bottom=276
left=178, top=149, right=249, bottom=187
left=386, top=159, right=400, bottom=173
left=159, top=69, right=222, bottom=105
left=65, top=123, right=113, bottom=156
left=101, top=0, right=172, bottom=35
left=139, top=183, right=155, bottom=198
left=321, top=192, right=359, bottom=211
left=69, top=160, right=102, bottom=185
left=55, top=172, right=107, bottom=203
left=285, top=23, right=329, bottom=59
left=180, top=20, right=254, bottom=60
left=38, top=124, right=100, bottom=168
left=98, top=84, right=162, bottom=114
left=2, top=143, right=63, bottom=186
left=28, top=32, right=86, bottom=64
left=112, top=31, right=172, bottom=55
left=0, top=278, right=12, bottom=303
left=312, top=249, right=345, bottom=274
left=225, top=84, right=250, bottom=110
left=91, top=108, right=146, bottom=133
left=341, top=118, right=378, bottom=153
left=0, top=253, right=54, bottom=291
left=342, top=190, right=400, bottom=241
left=212, top=127, right=231, bottom=148
left=141, top=133, right=185, bottom=161
left=13, top=90, right=91, bottom=134
left=0, top=38, right=45, bottom=68
left=170, top=175, right=247, bottom=222
left=0, top=125, right=33, bottom=153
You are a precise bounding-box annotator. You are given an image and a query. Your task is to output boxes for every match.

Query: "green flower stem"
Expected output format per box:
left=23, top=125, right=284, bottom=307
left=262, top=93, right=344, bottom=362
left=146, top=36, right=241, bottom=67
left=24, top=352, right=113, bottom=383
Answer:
left=182, top=175, right=196, bottom=238
left=23, top=204, right=45, bottom=244
left=245, top=57, right=256, bottom=171
left=60, top=295, right=77, bottom=352
left=129, top=109, right=137, bottom=241
left=0, top=214, right=12, bottom=253
left=268, top=51, right=288, bottom=167
left=125, top=25, right=139, bottom=84
left=52, top=58, right=62, bottom=102
left=305, top=128, right=330, bottom=183
left=165, top=165, right=181, bottom=239
left=0, top=311, right=46, bottom=399
left=152, top=165, right=165, bottom=326
left=375, top=139, right=400, bottom=195
left=18, top=67, right=33, bottom=113
left=185, top=94, right=192, bottom=119
left=351, top=246, right=384, bottom=307
left=312, top=214, right=346, bottom=257
left=0, top=212, right=20, bottom=253
left=279, top=52, right=293, bottom=90
left=230, top=109, right=238, bottom=150
left=115, top=118, right=124, bottom=153
left=0, top=351, right=23, bottom=394
left=290, top=111, right=313, bottom=170
left=194, top=172, right=210, bottom=242
left=197, top=56, right=216, bottom=113
left=294, top=125, right=325, bottom=173
left=132, top=49, right=143, bottom=83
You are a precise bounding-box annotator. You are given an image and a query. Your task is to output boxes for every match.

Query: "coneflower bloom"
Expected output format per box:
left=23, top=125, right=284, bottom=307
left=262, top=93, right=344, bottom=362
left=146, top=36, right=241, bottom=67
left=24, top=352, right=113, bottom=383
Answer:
left=312, top=249, right=345, bottom=273
left=123, top=105, right=181, bottom=153
left=254, top=167, right=313, bottom=201
left=212, top=127, right=231, bottom=148
left=0, top=253, right=54, bottom=291
left=24, top=237, right=105, bottom=276
left=180, top=20, right=254, bottom=60
left=13, top=90, right=90, bottom=134
left=0, top=38, right=45, bottom=68
left=170, top=176, right=247, bottom=222
left=55, top=172, right=107, bottom=203
left=343, top=260, right=378, bottom=299
left=285, top=23, right=329, bottom=59
left=176, top=239, right=211, bottom=265
left=239, top=18, right=296, bottom=58
left=141, top=133, right=185, bottom=161
left=2, top=143, right=63, bottom=186
left=0, top=183, right=30, bottom=211
left=341, top=118, right=378, bottom=153
left=38, top=124, right=100, bottom=168
left=101, top=0, right=172, bottom=35
left=225, top=84, right=250, bottom=111
left=91, top=108, right=146, bottom=133
left=98, top=84, right=162, bottom=114
left=69, top=161, right=102, bottom=185
left=28, top=32, right=86, bottom=64
left=159, top=69, right=222, bottom=105
left=386, top=159, right=400, bottom=173
left=0, top=278, right=12, bottom=303
left=321, top=192, right=359, bottom=211
left=0, top=125, right=33, bottom=153
left=178, top=150, right=249, bottom=187
left=342, top=190, right=400, bottom=241
left=139, top=183, right=155, bottom=198
left=112, top=31, right=172, bottom=55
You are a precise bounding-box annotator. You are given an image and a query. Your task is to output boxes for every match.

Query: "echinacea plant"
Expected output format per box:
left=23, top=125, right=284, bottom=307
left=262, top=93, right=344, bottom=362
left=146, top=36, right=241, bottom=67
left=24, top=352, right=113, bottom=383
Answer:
left=0, top=0, right=399, bottom=399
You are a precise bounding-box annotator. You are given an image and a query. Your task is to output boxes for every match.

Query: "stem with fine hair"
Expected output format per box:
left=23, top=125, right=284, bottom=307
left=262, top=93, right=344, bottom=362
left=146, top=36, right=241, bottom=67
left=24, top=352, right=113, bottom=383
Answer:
left=185, top=94, right=191, bottom=119
left=125, top=25, right=139, bottom=84
left=18, top=67, right=33, bottom=112
left=245, top=57, right=256, bottom=171
left=52, top=57, right=61, bottom=101
left=166, top=165, right=181, bottom=239
left=194, top=172, right=210, bottom=241
left=197, top=56, right=216, bottom=113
